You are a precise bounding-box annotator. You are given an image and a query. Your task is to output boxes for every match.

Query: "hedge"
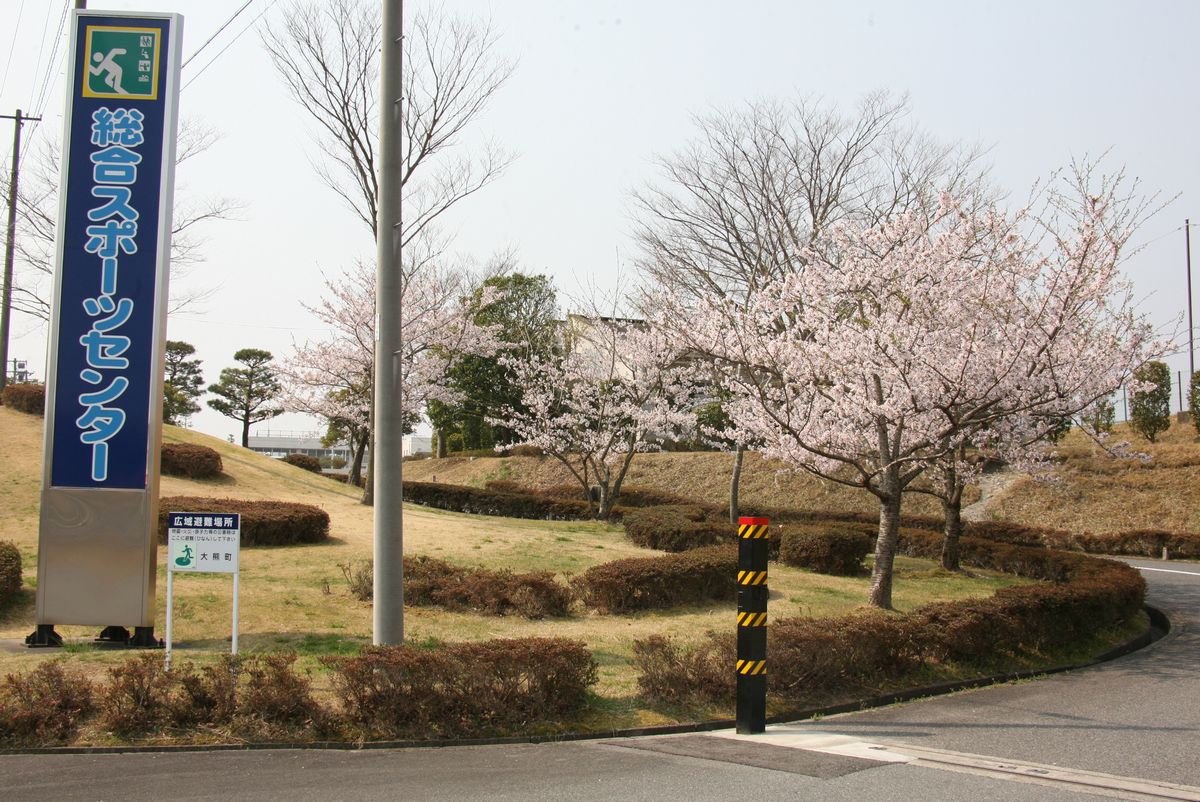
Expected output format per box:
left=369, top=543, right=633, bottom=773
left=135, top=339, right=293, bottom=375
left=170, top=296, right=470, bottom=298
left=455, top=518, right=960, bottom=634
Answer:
left=622, top=504, right=733, bottom=551
left=635, top=523, right=1145, bottom=708
left=1, top=383, right=44, bottom=415
left=160, top=443, right=223, bottom=479
left=283, top=453, right=322, bottom=473
left=403, top=480, right=602, bottom=520
left=158, top=496, right=330, bottom=546
left=778, top=524, right=873, bottom=575
left=573, top=545, right=737, bottom=614
left=324, top=638, right=598, bottom=739
left=343, top=556, right=572, bottom=619
left=0, top=540, right=21, bottom=606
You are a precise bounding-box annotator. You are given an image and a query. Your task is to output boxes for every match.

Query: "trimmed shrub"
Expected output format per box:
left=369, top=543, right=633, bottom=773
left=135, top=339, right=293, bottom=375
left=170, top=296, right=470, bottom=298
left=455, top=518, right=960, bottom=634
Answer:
left=99, top=654, right=174, bottom=735
left=283, top=453, right=322, bottom=473
left=405, top=556, right=572, bottom=619
left=325, top=638, right=598, bottom=739
left=1, top=383, right=44, bottom=415
left=403, top=481, right=598, bottom=521
left=239, top=652, right=327, bottom=731
left=342, top=557, right=571, bottom=619
left=623, top=504, right=732, bottom=552
left=778, top=525, right=873, bottom=575
left=635, top=523, right=1146, bottom=709
left=0, top=540, right=20, bottom=606
left=0, top=662, right=95, bottom=745
left=158, top=496, right=330, bottom=546
left=508, top=444, right=545, bottom=457
left=171, top=657, right=239, bottom=727
left=573, top=545, right=737, bottom=614
left=160, top=443, right=223, bottom=479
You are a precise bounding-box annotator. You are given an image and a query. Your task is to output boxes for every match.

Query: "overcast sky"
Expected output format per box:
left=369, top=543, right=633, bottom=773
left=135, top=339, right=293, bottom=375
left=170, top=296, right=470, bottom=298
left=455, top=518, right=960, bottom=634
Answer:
left=3, top=0, right=1198, bottom=442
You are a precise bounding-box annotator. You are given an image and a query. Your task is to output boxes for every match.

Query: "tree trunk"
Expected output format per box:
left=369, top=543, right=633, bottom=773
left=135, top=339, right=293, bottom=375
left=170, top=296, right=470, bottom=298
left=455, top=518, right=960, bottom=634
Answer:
left=940, top=495, right=963, bottom=571
left=868, top=466, right=902, bottom=609
left=435, top=430, right=447, bottom=458
left=361, top=434, right=374, bottom=506
left=728, top=445, right=744, bottom=525
left=348, top=434, right=366, bottom=487
left=241, top=417, right=250, bottom=448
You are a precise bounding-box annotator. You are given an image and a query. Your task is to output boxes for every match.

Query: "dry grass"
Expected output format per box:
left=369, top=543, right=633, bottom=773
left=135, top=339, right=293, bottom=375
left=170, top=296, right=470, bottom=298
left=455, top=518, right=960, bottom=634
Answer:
left=404, top=449, right=979, bottom=518
left=986, top=418, right=1200, bottom=534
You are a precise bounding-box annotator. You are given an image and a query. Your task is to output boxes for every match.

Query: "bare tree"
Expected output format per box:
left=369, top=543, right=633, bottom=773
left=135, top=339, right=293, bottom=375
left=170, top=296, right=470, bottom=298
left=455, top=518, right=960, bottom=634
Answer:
left=261, top=0, right=515, bottom=244
left=7, top=118, right=240, bottom=321
left=632, top=90, right=992, bottom=307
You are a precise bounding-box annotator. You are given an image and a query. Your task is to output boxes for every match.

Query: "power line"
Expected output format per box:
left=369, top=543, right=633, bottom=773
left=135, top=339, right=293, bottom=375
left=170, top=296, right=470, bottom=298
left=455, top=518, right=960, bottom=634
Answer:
left=182, top=0, right=282, bottom=93
left=25, top=0, right=56, bottom=110
left=182, top=0, right=257, bottom=69
left=0, top=0, right=27, bottom=101
left=20, top=1, right=72, bottom=170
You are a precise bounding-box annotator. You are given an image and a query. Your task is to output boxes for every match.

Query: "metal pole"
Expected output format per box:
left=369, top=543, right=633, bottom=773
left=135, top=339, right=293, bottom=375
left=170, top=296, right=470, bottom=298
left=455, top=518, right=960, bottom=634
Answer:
left=1, top=109, right=40, bottom=392
left=165, top=567, right=174, bottom=670
left=231, top=571, right=239, bottom=655
left=1122, top=386, right=1128, bottom=422
left=1187, top=219, right=1195, bottom=385
left=373, top=0, right=404, bottom=645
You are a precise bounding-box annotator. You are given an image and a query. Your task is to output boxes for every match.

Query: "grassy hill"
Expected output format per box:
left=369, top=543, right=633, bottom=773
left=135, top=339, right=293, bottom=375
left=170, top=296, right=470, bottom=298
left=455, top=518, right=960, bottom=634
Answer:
left=403, top=449, right=975, bottom=518
left=406, top=420, right=1200, bottom=535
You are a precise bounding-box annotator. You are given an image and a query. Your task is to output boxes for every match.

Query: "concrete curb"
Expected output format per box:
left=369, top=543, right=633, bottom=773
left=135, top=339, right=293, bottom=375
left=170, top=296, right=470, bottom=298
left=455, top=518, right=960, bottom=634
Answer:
left=0, top=605, right=1167, bottom=757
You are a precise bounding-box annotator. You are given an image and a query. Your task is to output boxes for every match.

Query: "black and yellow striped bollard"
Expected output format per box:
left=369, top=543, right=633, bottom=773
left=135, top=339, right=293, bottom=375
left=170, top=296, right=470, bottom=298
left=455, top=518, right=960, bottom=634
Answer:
left=736, top=515, right=770, bottom=734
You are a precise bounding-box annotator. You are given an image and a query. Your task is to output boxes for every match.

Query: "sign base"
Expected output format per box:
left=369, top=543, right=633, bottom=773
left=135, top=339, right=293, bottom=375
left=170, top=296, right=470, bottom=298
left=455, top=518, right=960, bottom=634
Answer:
left=24, top=625, right=64, bottom=648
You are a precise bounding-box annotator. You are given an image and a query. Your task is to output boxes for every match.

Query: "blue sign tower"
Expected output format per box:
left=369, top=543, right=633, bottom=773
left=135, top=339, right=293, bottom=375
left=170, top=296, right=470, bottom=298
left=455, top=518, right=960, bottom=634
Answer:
left=29, top=10, right=182, bottom=648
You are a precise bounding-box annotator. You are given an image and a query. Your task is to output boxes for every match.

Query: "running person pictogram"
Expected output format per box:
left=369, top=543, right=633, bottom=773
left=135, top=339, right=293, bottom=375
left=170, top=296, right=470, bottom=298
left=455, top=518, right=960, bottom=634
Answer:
left=89, top=48, right=128, bottom=94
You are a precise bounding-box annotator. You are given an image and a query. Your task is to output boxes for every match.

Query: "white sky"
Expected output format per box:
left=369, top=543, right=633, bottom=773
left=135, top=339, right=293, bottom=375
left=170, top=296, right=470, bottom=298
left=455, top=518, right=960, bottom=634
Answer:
left=3, top=0, right=1198, bottom=442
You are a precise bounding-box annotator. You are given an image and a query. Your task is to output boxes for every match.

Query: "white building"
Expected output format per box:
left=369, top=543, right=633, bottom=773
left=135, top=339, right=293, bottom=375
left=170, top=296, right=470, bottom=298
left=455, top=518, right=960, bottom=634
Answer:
left=403, top=435, right=432, bottom=456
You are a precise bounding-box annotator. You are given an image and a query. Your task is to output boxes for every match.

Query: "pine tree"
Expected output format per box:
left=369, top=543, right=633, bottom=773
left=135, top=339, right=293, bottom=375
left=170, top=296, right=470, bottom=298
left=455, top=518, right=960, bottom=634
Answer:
left=163, top=340, right=204, bottom=425
left=207, top=348, right=285, bottom=446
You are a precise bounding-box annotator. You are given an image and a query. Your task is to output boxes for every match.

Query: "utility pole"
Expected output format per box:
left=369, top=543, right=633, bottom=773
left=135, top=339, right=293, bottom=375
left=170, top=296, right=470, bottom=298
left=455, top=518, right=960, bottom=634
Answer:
left=1187, top=219, right=1195, bottom=396
left=1, top=109, right=42, bottom=392
left=373, top=0, right=404, bottom=645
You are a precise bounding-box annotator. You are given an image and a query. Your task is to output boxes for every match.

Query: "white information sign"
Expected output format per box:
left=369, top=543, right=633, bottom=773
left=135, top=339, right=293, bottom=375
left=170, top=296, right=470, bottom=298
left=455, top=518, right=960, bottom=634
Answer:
left=165, top=511, right=241, bottom=668
left=168, top=512, right=240, bottom=573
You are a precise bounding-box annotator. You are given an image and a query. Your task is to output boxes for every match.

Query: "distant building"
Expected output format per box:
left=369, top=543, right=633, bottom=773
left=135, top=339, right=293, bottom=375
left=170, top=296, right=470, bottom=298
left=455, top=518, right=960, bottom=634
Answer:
left=246, top=429, right=351, bottom=462
left=403, top=435, right=432, bottom=456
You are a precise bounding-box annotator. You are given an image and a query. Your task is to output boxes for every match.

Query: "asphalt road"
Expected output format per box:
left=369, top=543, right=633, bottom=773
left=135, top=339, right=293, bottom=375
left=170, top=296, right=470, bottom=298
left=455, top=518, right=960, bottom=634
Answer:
left=0, top=557, right=1195, bottom=802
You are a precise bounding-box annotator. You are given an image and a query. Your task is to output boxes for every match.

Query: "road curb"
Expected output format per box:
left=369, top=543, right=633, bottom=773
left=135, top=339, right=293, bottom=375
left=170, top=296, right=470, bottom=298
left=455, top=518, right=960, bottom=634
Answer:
left=0, top=605, right=1167, bottom=757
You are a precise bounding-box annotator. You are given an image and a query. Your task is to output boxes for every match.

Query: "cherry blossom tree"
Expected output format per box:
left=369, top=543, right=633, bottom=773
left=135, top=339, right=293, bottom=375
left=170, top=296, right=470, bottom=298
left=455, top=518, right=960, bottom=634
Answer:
left=494, top=315, right=703, bottom=519
left=283, top=248, right=498, bottom=494
left=909, top=163, right=1171, bottom=570
left=655, top=176, right=1167, bottom=609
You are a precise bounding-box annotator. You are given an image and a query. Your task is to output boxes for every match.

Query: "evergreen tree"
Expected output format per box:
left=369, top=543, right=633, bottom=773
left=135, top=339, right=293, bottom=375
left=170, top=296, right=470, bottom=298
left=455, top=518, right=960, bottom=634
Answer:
left=439, top=273, right=558, bottom=449
left=162, top=340, right=205, bottom=425
left=1129, top=360, right=1171, bottom=442
left=207, top=348, right=285, bottom=447
left=1189, top=371, right=1200, bottom=436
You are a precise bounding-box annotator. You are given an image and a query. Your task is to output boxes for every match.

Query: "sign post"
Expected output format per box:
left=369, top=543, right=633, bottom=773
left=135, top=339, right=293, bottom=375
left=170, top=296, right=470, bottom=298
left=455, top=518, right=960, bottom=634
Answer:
left=28, top=10, right=182, bottom=647
left=165, top=512, right=241, bottom=669
left=736, top=516, right=770, bottom=734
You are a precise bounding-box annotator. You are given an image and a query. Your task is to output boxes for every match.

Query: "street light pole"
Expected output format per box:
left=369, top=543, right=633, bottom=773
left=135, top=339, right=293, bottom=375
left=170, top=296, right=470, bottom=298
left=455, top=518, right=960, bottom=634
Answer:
left=373, top=0, right=404, bottom=645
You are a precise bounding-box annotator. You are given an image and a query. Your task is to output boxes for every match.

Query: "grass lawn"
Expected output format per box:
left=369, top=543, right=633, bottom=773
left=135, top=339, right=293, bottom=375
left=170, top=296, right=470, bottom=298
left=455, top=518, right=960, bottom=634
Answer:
left=0, top=407, right=1147, bottom=736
